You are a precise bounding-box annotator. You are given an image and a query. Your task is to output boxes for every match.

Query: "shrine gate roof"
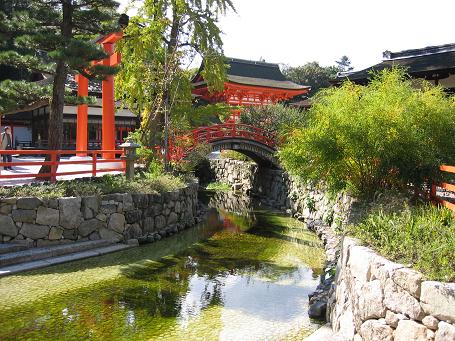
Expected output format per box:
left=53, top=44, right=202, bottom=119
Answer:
left=193, top=57, right=310, bottom=91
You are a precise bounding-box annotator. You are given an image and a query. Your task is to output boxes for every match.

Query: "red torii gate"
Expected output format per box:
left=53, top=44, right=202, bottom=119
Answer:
left=75, top=31, right=123, bottom=159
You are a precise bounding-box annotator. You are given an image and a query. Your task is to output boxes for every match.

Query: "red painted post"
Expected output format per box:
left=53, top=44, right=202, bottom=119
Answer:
left=101, top=42, right=116, bottom=159
left=75, top=75, right=89, bottom=156
left=50, top=151, right=57, bottom=182
left=430, top=182, right=437, bottom=199
left=92, top=152, right=97, bottom=177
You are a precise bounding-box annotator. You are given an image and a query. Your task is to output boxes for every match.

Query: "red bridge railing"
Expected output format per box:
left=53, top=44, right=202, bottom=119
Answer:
left=0, top=149, right=125, bottom=183
left=166, top=123, right=277, bottom=161
left=430, top=165, right=455, bottom=212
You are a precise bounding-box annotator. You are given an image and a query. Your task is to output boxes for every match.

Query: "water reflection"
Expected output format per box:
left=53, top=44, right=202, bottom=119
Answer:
left=0, top=190, right=325, bottom=341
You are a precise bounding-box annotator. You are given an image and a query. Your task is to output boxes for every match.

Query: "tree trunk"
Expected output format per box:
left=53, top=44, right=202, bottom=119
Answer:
left=38, top=0, right=72, bottom=178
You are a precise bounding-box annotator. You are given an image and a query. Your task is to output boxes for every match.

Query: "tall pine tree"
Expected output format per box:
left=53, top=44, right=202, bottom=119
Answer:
left=0, top=0, right=120, bottom=155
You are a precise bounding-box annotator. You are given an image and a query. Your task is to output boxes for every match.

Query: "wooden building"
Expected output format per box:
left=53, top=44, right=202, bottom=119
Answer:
left=2, top=74, right=138, bottom=149
left=335, top=43, right=455, bottom=92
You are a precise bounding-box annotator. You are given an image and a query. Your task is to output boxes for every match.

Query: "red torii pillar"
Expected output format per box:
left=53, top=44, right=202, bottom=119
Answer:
left=76, top=31, right=122, bottom=159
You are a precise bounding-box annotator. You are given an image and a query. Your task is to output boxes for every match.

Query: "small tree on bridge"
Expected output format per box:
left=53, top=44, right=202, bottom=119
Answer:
left=116, top=0, right=235, bottom=165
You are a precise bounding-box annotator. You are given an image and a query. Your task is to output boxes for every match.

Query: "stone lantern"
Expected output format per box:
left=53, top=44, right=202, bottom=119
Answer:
left=119, top=139, right=140, bottom=180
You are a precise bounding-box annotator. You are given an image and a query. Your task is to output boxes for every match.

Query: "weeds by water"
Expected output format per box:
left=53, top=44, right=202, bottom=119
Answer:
left=348, top=204, right=455, bottom=282
left=205, top=182, right=231, bottom=192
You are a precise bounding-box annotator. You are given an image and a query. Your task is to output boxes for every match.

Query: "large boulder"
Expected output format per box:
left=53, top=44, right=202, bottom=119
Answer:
left=394, top=320, right=428, bottom=341
left=155, top=215, right=166, bottom=230
left=167, top=212, right=178, bottom=225
left=16, top=197, right=42, bottom=210
left=12, top=209, right=36, bottom=223
left=359, top=319, right=393, bottom=341
left=79, top=219, right=106, bottom=237
left=143, top=217, right=155, bottom=234
left=48, top=227, right=63, bottom=240
left=108, top=213, right=126, bottom=234
left=383, top=278, right=424, bottom=320
left=59, top=197, right=82, bottom=229
left=99, top=228, right=123, bottom=243
left=420, top=281, right=455, bottom=324
left=81, top=196, right=100, bottom=219
left=391, top=268, right=423, bottom=298
left=0, top=215, right=17, bottom=237
left=435, top=321, right=455, bottom=341
left=36, top=207, right=59, bottom=226
left=20, top=223, right=50, bottom=239
left=358, top=280, right=386, bottom=320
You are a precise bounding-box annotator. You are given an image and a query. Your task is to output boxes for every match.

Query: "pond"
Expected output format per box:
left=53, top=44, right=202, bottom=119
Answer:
left=0, top=191, right=325, bottom=340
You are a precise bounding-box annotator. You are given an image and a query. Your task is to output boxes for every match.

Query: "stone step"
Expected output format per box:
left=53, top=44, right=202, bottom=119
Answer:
left=0, top=240, right=111, bottom=267
left=0, top=243, right=28, bottom=255
left=0, top=243, right=133, bottom=277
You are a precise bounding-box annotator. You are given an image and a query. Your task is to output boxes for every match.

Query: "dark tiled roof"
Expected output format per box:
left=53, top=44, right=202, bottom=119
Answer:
left=337, top=45, right=455, bottom=84
left=194, top=58, right=310, bottom=90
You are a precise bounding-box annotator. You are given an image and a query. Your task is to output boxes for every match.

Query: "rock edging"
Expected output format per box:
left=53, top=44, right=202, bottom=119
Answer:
left=0, top=181, right=200, bottom=247
left=330, top=236, right=455, bottom=341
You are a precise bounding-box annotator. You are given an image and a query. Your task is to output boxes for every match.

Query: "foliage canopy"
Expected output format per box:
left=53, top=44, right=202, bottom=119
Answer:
left=279, top=68, right=455, bottom=196
left=240, top=103, right=306, bottom=138
left=116, top=0, right=235, bottom=146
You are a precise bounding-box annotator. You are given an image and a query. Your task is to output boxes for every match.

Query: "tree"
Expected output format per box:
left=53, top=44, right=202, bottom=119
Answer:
left=278, top=68, right=455, bottom=196
left=240, top=103, right=306, bottom=137
left=335, top=55, right=353, bottom=72
left=116, top=0, right=235, bottom=152
left=0, top=0, right=51, bottom=113
left=0, top=0, right=120, bottom=157
left=282, top=62, right=339, bottom=96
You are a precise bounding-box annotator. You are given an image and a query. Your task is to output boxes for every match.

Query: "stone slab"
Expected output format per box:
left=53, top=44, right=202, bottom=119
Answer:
left=0, top=244, right=134, bottom=277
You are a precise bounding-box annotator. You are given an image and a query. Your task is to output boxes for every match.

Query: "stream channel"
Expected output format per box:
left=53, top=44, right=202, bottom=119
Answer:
left=0, top=190, right=325, bottom=340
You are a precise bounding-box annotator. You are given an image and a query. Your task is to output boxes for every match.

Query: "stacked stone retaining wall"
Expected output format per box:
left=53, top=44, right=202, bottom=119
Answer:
left=331, top=237, right=455, bottom=341
left=208, top=159, right=258, bottom=192
left=207, top=159, right=455, bottom=340
left=0, top=182, right=199, bottom=246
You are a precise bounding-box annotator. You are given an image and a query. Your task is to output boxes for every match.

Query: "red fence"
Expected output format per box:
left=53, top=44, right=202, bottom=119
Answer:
left=430, top=165, right=455, bottom=212
left=0, top=150, right=125, bottom=183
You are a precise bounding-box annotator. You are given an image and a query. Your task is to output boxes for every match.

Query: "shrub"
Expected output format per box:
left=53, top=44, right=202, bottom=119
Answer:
left=279, top=68, right=455, bottom=196
left=0, top=173, right=186, bottom=199
left=347, top=204, right=455, bottom=281
left=172, top=143, right=212, bottom=174
left=220, top=150, right=252, bottom=161
left=240, top=103, right=306, bottom=137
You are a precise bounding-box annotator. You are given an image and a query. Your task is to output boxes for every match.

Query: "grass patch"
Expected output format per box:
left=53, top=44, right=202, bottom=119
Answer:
left=0, top=173, right=187, bottom=198
left=347, top=204, right=455, bottom=282
left=205, top=182, right=231, bottom=192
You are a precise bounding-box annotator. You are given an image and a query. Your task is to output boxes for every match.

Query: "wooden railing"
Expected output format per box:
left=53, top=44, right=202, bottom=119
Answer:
left=430, top=165, right=455, bottom=212
left=163, top=123, right=277, bottom=162
left=0, top=149, right=125, bottom=182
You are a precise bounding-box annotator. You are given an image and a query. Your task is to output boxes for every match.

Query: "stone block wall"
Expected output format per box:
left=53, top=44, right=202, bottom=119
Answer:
left=208, top=159, right=258, bottom=192
left=207, top=159, right=354, bottom=262
left=330, top=237, right=455, bottom=341
left=0, top=182, right=199, bottom=247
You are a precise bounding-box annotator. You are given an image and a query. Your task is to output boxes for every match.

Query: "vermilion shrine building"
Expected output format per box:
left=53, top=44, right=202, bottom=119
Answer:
left=192, top=57, right=310, bottom=116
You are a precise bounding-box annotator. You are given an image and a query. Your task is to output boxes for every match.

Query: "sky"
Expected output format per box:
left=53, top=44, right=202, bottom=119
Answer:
left=118, top=0, right=455, bottom=71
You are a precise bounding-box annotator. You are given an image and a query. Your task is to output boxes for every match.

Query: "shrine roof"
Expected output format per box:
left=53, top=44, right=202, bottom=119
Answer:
left=335, top=43, right=455, bottom=84
left=193, top=58, right=310, bottom=91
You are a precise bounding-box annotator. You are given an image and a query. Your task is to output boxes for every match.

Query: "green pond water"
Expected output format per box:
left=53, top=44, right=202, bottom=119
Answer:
left=0, top=192, right=325, bottom=340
